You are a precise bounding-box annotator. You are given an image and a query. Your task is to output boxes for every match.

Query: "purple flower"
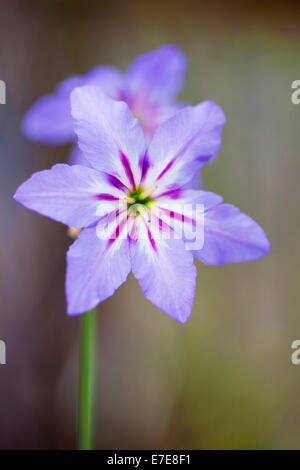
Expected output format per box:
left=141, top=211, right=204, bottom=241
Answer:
left=14, top=87, right=271, bottom=323
left=21, top=44, right=187, bottom=166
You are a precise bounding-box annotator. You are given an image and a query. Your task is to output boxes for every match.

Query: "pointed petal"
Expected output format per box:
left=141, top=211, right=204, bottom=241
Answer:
left=66, top=226, right=131, bottom=314
left=145, top=101, right=226, bottom=190
left=71, top=86, right=146, bottom=185
left=194, top=203, right=271, bottom=264
left=130, top=220, right=197, bottom=323
left=154, top=190, right=271, bottom=264
left=13, top=163, right=122, bottom=228
left=21, top=89, right=74, bottom=145
left=125, top=44, right=187, bottom=106
left=22, top=67, right=124, bottom=145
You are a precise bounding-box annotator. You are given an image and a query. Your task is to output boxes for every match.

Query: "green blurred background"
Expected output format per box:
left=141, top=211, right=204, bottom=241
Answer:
left=0, top=0, right=300, bottom=449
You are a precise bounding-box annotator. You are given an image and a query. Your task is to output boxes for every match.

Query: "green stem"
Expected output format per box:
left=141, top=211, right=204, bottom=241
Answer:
left=78, top=307, right=97, bottom=450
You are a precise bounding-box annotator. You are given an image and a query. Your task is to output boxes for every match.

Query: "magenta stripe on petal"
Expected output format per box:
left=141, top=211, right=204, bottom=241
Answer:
left=139, top=153, right=151, bottom=184
left=105, top=173, right=129, bottom=192
left=156, top=157, right=177, bottom=181
left=106, top=214, right=129, bottom=249
left=94, top=193, right=119, bottom=201
left=152, top=211, right=173, bottom=232
left=120, top=151, right=136, bottom=188
left=103, top=208, right=124, bottom=223
left=159, top=206, right=196, bottom=226
left=100, top=208, right=125, bottom=229
left=155, top=184, right=183, bottom=199
left=146, top=224, right=158, bottom=253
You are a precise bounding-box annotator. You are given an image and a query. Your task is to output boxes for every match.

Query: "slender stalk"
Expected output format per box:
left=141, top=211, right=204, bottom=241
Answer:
left=78, top=307, right=97, bottom=450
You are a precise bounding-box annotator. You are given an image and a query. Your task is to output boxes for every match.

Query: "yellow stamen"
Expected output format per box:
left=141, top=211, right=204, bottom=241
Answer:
left=139, top=184, right=157, bottom=200
left=126, top=196, right=136, bottom=204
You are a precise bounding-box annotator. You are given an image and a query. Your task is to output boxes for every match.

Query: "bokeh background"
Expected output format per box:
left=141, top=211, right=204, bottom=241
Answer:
left=0, top=0, right=300, bottom=450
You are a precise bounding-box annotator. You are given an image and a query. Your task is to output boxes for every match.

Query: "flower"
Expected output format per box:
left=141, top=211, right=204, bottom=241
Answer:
left=21, top=44, right=187, bottom=166
left=14, top=87, right=271, bottom=323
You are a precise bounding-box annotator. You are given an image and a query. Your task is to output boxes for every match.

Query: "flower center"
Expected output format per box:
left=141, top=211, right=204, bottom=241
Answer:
left=127, top=186, right=156, bottom=215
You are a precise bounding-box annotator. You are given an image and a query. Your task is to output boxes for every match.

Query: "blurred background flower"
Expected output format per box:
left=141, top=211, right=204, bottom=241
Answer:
left=0, top=0, right=300, bottom=450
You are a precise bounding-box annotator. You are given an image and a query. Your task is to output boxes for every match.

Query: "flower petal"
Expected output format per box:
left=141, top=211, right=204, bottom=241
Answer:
left=145, top=101, right=226, bottom=190
left=157, top=188, right=222, bottom=208
left=194, top=204, right=271, bottom=264
left=71, top=86, right=146, bottom=184
left=153, top=191, right=271, bottom=264
left=125, top=44, right=187, bottom=106
left=68, top=145, right=92, bottom=167
left=83, top=65, right=124, bottom=99
left=22, top=67, right=124, bottom=145
left=130, top=219, right=197, bottom=323
left=153, top=189, right=222, bottom=249
left=66, top=226, right=131, bottom=314
left=13, top=163, right=122, bottom=228
left=21, top=89, right=74, bottom=145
